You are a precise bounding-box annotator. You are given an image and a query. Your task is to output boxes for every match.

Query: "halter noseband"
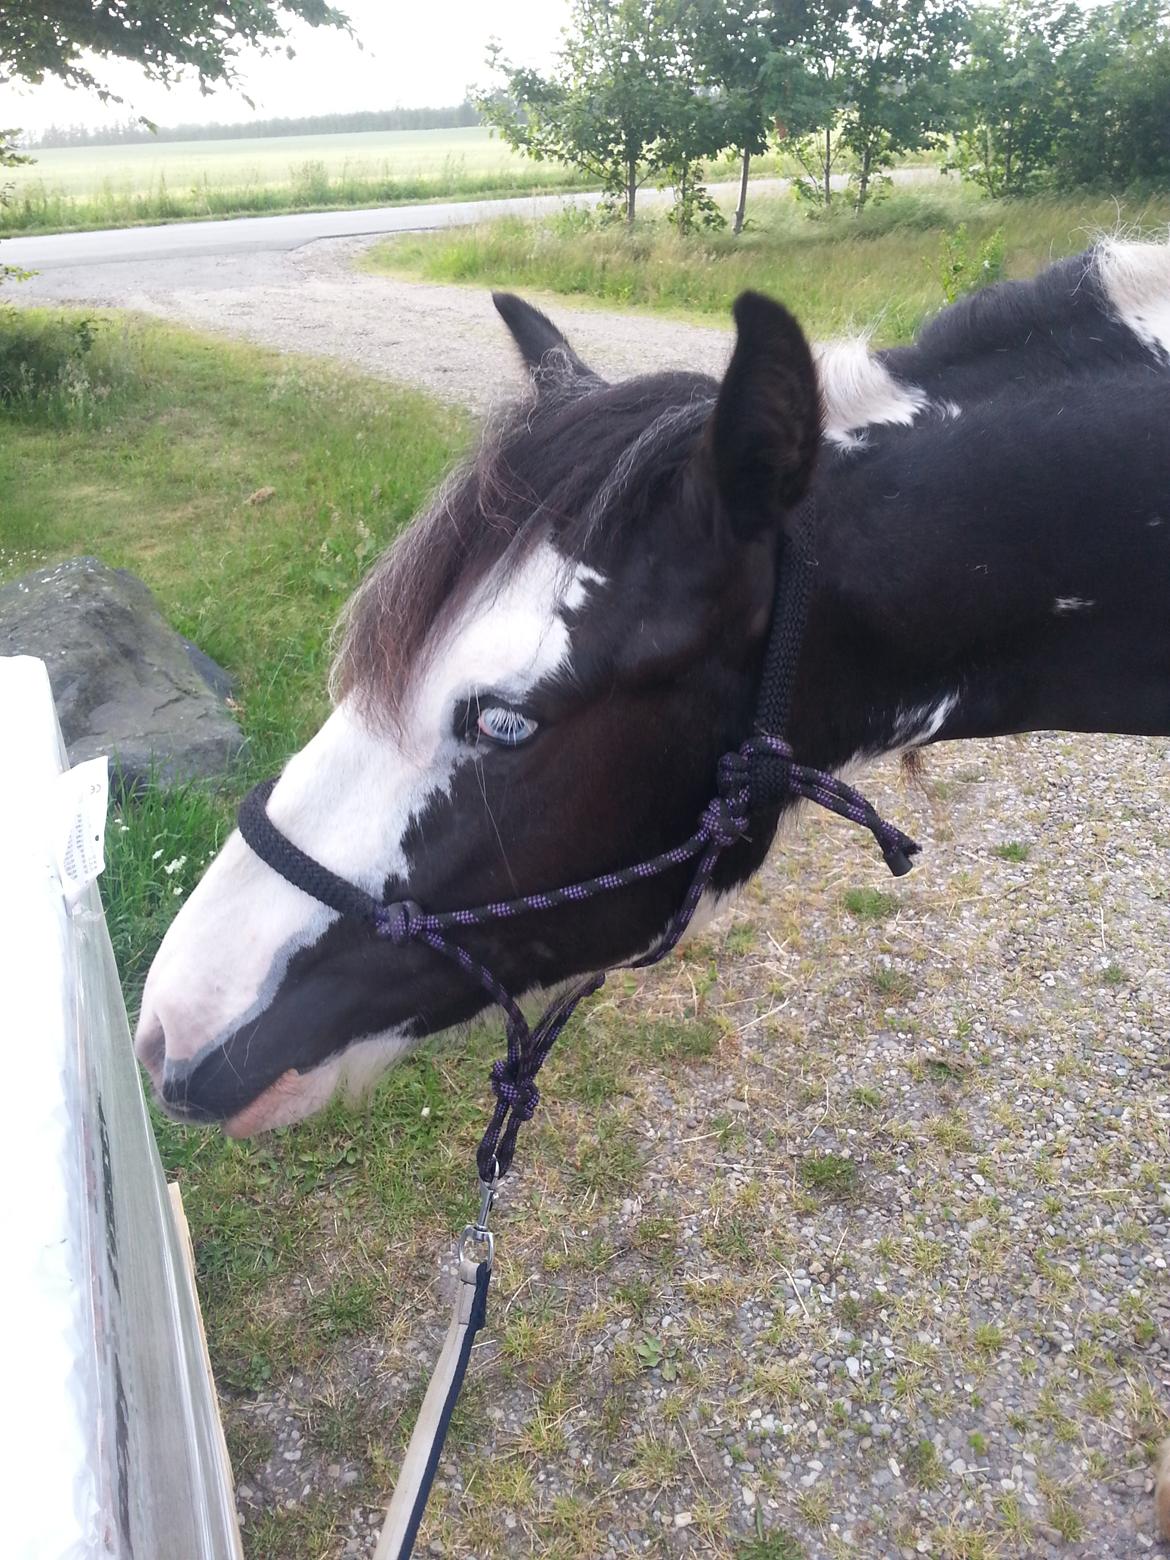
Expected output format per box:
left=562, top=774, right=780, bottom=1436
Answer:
left=236, top=495, right=919, bottom=1183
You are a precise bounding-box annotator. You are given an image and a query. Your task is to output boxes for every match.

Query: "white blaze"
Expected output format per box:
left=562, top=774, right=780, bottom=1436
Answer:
left=137, top=542, right=603, bottom=1107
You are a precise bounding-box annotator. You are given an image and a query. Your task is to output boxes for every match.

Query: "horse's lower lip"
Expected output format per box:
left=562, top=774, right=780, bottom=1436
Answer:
left=222, top=1068, right=302, bottom=1137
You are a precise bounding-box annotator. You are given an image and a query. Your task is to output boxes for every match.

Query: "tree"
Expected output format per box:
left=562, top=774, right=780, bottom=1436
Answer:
left=953, top=1, right=1073, bottom=198
left=686, top=1, right=778, bottom=232
left=779, top=0, right=969, bottom=210
left=1, top=3, right=349, bottom=286
left=0, top=3, right=349, bottom=101
left=953, top=0, right=1170, bottom=197
left=776, top=0, right=855, bottom=207
left=842, top=0, right=969, bottom=208
left=1052, top=0, right=1170, bottom=190
left=481, top=1, right=683, bottom=226
left=1, top=130, right=31, bottom=284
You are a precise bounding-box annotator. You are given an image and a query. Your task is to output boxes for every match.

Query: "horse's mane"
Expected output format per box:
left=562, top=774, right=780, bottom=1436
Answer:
left=884, top=236, right=1170, bottom=387
left=334, top=236, right=1170, bottom=728
left=332, top=369, right=716, bottom=729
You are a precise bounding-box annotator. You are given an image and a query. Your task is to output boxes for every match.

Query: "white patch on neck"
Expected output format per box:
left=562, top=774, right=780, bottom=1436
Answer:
left=1095, top=237, right=1170, bottom=363
left=815, top=339, right=932, bottom=450
left=137, top=542, right=604, bottom=1078
left=890, top=692, right=959, bottom=751
left=839, top=691, right=959, bottom=779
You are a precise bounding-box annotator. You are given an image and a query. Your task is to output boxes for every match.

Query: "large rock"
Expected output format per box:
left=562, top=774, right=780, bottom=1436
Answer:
left=0, top=557, right=244, bottom=787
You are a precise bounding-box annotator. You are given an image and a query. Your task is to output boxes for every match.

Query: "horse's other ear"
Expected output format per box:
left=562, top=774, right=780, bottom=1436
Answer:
left=492, top=291, right=601, bottom=385
left=707, top=291, right=821, bottom=538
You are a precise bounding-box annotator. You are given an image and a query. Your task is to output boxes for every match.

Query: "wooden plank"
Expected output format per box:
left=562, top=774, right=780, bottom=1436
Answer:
left=168, top=1182, right=246, bottom=1560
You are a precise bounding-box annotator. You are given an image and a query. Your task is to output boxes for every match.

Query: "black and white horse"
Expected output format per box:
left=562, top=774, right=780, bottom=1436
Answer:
left=135, top=238, right=1170, bottom=1142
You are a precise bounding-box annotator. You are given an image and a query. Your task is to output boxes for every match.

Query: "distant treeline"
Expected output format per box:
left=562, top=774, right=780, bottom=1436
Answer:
left=23, top=102, right=482, bottom=149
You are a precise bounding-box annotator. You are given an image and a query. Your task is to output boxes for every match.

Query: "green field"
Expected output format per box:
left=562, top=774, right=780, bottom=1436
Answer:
left=366, top=184, right=1170, bottom=337
left=1, top=126, right=592, bottom=235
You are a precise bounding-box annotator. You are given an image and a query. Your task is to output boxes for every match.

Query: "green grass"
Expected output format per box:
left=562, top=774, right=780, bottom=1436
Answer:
left=1, top=126, right=595, bottom=235
left=736, top=1527, right=806, bottom=1560
left=798, top=1152, right=861, bottom=1202
left=842, top=886, right=901, bottom=921
left=0, top=310, right=465, bottom=777
left=0, top=309, right=493, bottom=1393
left=992, top=841, right=1031, bottom=862
left=365, top=187, right=1170, bottom=337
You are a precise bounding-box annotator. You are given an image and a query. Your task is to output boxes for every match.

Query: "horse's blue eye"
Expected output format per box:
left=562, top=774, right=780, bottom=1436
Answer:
left=476, top=706, right=539, bottom=746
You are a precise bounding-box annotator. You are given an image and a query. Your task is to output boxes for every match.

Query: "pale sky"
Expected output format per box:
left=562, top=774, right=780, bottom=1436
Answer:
left=4, top=1, right=571, bottom=135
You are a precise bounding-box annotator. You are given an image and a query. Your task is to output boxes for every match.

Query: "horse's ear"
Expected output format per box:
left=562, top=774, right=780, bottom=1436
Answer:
left=706, top=292, right=821, bottom=538
left=493, top=291, right=601, bottom=385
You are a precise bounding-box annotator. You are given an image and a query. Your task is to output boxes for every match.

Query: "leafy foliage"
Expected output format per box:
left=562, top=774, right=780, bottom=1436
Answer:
left=787, top=0, right=969, bottom=209
left=482, top=1, right=783, bottom=231
left=481, top=1, right=684, bottom=225
left=952, top=1, right=1072, bottom=196
left=0, top=309, right=106, bottom=411
left=955, top=0, right=1170, bottom=196
left=0, top=2, right=349, bottom=100
left=937, top=221, right=1005, bottom=302
left=1, top=128, right=30, bottom=283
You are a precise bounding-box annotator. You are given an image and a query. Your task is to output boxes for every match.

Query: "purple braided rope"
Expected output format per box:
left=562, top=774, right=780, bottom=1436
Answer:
left=368, top=730, right=916, bottom=1179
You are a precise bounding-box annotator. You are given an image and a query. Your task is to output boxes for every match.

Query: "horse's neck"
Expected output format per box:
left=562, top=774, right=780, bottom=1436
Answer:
left=793, top=395, right=1170, bottom=766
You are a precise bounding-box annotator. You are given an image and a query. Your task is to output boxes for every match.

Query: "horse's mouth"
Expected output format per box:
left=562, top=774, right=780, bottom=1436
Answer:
left=222, top=1068, right=307, bottom=1137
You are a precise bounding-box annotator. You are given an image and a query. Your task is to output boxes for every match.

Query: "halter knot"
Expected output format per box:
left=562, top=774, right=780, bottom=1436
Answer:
left=699, top=750, right=753, bottom=846
left=373, top=899, right=422, bottom=945
left=489, top=1058, right=540, bottom=1121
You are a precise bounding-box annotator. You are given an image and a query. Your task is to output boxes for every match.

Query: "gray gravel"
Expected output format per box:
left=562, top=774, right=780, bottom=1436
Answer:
left=225, top=744, right=1170, bottom=1558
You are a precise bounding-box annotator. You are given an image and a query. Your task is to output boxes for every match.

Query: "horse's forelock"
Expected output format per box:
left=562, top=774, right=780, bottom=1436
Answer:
left=331, top=371, right=718, bottom=732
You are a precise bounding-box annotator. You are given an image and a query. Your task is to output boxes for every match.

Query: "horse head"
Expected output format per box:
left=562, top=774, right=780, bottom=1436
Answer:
left=135, top=290, right=822, bottom=1133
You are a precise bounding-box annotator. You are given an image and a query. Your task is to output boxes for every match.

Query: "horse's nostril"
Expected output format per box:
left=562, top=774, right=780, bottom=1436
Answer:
left=134, top=1017, right=166, bottom=1087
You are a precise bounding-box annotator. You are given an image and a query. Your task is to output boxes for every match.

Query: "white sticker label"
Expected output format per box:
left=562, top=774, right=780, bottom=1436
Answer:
left=54, top=756, right=109, bottom=908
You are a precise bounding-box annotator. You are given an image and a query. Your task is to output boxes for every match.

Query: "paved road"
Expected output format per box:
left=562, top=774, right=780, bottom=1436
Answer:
left=2, top=189, right=606, bottom=271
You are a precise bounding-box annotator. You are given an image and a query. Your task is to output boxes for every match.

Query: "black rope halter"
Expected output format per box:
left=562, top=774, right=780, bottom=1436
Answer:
left=237, top=496, right=919, bottom=1180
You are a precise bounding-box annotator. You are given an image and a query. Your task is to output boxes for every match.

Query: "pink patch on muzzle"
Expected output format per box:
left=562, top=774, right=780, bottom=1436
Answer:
left=223, top=1069, right=305, bottom=1138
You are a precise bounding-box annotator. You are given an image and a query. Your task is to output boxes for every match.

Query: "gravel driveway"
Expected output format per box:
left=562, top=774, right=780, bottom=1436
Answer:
left=16, top=233, right=733, bottom=409
left=20, top=229, right=1168, bottom=1556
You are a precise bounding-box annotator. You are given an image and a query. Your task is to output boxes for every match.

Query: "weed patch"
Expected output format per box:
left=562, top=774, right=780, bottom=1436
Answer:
left=798, top=1153, right=861, bottom=1202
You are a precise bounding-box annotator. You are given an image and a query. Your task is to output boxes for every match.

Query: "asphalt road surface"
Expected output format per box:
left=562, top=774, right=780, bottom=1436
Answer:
left=3, top=189, right=603, bottom=272
left=7, top=185, right=743, bottom=410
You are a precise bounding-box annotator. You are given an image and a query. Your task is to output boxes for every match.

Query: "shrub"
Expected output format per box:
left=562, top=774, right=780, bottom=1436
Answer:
left=0, top=309, right=111, bottom=416
left=938, top=223, right=1006, bottom=303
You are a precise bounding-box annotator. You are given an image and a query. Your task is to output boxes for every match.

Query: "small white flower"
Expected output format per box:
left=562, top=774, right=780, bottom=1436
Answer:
left=163, top=855, right=187, bottom=876
left=151, top=848, right=163, bottom=860
left=172, top=886, right=183, bottom=897
left=421, top=1106, right=431, bottom=1119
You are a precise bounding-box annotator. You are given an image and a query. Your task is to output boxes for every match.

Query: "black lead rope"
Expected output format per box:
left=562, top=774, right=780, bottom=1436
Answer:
left=236, top=494, right=919, bottom=1557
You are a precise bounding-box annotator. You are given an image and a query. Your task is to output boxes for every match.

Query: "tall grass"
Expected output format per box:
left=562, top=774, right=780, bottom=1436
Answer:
left=367, top=188, right=1170, bottom=339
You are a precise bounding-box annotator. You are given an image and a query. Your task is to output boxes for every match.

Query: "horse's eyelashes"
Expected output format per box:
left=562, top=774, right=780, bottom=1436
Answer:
left=476, top=705, right=540, bottom=747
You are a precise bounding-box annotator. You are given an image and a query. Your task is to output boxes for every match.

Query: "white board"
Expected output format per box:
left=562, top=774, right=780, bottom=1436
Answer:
left=0, top=656, right=242, bottom=1559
